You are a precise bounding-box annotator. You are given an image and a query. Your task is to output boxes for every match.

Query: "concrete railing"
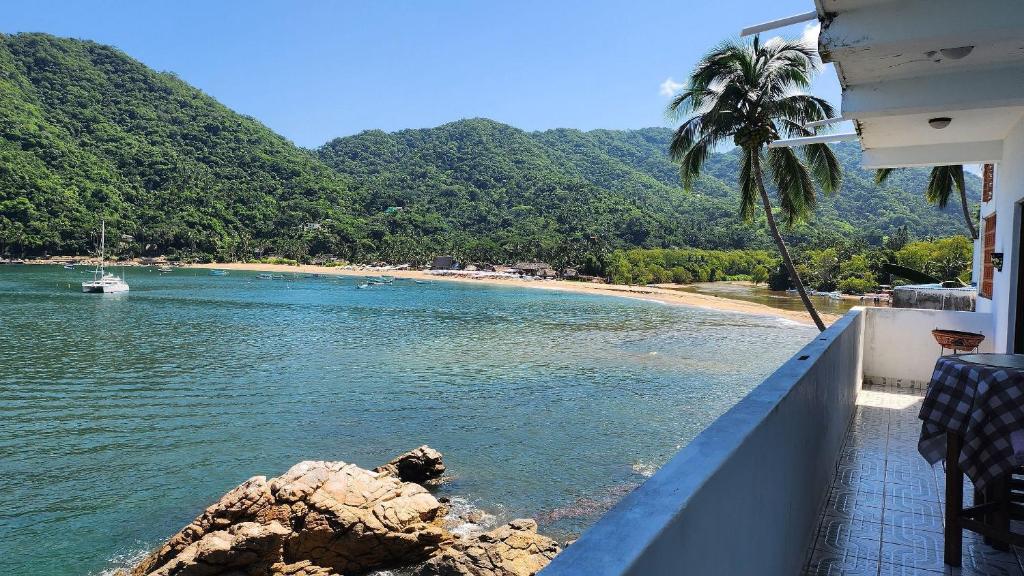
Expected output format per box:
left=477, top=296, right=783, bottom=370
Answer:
left=862, top=307, right=994, bottom=388
left=541, top=309, right=864, bottom=576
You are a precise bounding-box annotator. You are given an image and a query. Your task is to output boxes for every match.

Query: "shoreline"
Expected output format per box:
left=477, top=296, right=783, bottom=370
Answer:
left=179, top=262, right=839, bottom=327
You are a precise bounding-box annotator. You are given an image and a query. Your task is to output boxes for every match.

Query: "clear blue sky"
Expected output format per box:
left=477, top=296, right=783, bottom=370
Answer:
left=2, top=0, right=840, bottom=148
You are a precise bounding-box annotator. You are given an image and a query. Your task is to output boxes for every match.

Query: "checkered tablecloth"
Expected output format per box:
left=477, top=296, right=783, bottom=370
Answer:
left=919, top=355, right=1024, bottom=490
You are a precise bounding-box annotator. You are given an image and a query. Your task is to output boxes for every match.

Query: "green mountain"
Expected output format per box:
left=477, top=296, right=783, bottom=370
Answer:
left=320, top=119, right=981, bottom=263
left=0, top=32, right=359, bottom=260
left=0, top=33, right=980, bottom=267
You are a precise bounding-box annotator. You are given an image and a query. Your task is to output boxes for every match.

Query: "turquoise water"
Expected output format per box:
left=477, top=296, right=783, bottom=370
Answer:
left=0, top=266, right=815, bottom=575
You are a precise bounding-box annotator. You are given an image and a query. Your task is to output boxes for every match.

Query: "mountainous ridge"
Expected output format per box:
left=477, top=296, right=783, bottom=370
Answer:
left=0, top=33, right=981, bottom=266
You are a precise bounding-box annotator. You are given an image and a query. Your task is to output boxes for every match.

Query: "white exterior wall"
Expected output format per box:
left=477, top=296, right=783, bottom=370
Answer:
left=862, top=307, right=994, bottom=387
left=978, top=117, right=1024, bottom=351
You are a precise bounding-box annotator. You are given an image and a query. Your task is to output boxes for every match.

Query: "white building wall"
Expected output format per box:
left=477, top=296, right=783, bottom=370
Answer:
left=862, top=307, right=994, bottom=387
left=983, top=117, right=1024, bottom=351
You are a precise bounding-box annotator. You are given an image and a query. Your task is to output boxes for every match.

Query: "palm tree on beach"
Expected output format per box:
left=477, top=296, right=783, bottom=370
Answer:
left=668, top=36, right=842, bottom=332
left=875, top=165, right=978, bottom=239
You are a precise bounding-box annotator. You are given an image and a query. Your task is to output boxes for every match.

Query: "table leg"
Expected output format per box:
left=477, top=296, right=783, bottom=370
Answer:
left=993, top=476, right=1011, bottom=552
left=945, top=431, right=963, bottom=567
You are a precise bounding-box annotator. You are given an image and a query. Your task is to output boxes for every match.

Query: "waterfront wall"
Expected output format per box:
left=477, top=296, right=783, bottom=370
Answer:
left=862, top=307, right=994, bottom=388
left=541, top=309, right=864, bottom=576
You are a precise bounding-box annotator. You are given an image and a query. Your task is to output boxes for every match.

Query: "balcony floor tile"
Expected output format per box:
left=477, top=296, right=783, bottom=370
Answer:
left=803, top=383, right=1024, bottom=576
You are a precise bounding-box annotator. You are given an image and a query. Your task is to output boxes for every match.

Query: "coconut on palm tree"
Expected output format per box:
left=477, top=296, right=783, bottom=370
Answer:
left=668, top=36, right=842, bottom=332
left=875, top=166, right=977, bottom=239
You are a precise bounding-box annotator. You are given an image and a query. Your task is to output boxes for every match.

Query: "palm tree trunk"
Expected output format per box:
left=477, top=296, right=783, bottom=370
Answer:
left=959, top=187, right=979, bottom=240
left=751, top=150, right=827, bottom=332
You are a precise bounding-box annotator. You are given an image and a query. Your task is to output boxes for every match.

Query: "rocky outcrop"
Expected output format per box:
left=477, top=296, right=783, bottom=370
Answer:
left=374, top=445, right=446, bottom=485
left=414, top=519, right=561, bottom=576
left=125, top=453, right=449, bottom=576
left=122, top=447, right=559, bottom=576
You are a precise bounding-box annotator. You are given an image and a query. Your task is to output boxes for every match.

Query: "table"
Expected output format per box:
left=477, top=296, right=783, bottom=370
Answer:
left=919, top=353, right=1024, bottom=566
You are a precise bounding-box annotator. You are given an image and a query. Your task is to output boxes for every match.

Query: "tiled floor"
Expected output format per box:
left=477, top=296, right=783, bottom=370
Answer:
left=803, top=384, right=1024, bottom=575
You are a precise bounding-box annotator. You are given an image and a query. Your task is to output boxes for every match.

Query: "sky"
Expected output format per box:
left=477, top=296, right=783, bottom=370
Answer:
left=2, top=0, right=841, bottom=149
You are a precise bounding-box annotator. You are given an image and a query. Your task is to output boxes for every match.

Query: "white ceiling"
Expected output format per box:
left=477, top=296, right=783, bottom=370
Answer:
left=859, top=107, right=1024, bottom=149
left=812, top=0, right=1024, bottom=166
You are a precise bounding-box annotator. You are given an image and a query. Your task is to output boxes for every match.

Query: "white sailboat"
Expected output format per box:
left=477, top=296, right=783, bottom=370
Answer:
left=81, top=220, right=129, bottom=294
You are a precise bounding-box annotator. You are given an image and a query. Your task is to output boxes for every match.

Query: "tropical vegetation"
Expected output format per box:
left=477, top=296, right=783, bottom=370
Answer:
left=607, top=234, right=972, bottom=295
left=0, top=33, right=981, bottom=279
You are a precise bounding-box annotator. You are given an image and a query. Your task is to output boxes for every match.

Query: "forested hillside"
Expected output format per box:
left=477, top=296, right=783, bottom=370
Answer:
left=320, top=120, right=981, bottom=265
left=0, top=33, right=981, bottom=267
left=0, top=32, right=359, bottom=260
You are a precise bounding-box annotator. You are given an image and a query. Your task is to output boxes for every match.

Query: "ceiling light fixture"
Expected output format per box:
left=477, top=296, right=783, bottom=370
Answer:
left=929, top=117, right=952, bottom=129
left=939, top=46, right=974, bottom=60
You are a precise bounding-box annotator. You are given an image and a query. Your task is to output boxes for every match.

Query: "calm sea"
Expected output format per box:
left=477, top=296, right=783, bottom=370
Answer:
left=0, top=266, right=815, bottom=575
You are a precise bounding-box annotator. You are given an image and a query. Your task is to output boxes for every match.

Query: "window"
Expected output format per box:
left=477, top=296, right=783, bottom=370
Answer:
left=981, top=214, right=996, bottom=299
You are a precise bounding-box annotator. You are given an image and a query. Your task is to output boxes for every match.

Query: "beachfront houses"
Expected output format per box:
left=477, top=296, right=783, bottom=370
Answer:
left=513, top=261, right=556, bottom=278
left=542, top=2, right=1024, bottom=574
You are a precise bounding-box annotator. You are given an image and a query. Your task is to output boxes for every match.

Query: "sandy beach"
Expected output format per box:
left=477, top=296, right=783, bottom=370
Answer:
left=184, top=262, right=840, bottom=327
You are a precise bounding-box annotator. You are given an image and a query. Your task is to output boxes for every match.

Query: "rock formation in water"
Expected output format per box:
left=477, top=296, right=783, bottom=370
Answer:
left=415, top=519, right=561, bottom=576
left=374, top=444, right=446, bottom=485
left=120, top=446, right=559, bottom=576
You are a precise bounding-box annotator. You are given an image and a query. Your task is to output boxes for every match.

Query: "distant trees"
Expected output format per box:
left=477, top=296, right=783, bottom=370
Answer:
left=609, top=236, right=973, bottom=295
left=606, top=248, right=778, bottom=285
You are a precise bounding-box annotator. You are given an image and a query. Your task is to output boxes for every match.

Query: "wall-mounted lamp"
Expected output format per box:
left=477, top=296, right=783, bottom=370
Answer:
left=929, top=117, right=952, bottom=129
left=991, top=252, right=1004, bottom=272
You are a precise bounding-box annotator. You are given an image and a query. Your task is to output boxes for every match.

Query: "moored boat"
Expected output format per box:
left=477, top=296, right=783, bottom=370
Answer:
left=81, top=220, right=129, bottom=294
left=209, top=269, right=228, bottom=276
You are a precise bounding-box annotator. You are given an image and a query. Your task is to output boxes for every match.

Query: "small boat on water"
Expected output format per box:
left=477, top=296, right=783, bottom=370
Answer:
left=209, top=269, right=229, bottom=276
left=271, top=274, right=284, bottom=280
left=414, top=280, right=431, bottom=285
left=256, top=273, right=274, bottom=279
left=63, top=263, right=75, bottom=270
left=81, top=220, right=129, bottom=294
left=157, top=266, right=173, bottom=273
left=356, top=283, right=370, bottom=290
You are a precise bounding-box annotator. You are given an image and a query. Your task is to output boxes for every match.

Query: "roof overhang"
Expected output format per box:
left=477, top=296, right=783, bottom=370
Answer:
left=812, top=0, right=1024, bottom=168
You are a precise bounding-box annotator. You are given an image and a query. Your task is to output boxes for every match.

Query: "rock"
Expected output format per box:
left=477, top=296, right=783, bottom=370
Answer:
left=270, top=560, right=340, bottom=576
left=460, top=510, right=485, bottom=524
left=130, top=456, right=449, bottom=576
left=414, top=519, right=561, bottom=576
left=147, top=521, right=290, bottom=576
left=374, top=445, right=446, bottom=484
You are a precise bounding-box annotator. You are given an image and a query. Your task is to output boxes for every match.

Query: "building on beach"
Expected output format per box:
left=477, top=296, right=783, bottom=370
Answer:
left=431, top=256, right=455, bottom=270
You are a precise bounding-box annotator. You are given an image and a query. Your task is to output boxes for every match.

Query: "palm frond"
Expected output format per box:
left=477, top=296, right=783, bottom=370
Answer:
left=767, top=146, right=816, bottom=226
left=926, top=165, right=959, bottom=208
left=874, top=168, right=895, bottom=185
left=803, top=143, right=842, bottom=194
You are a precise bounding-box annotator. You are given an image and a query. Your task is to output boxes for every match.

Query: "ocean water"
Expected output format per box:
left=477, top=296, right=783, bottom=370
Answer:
left=0, top=266, right=815, bottom=575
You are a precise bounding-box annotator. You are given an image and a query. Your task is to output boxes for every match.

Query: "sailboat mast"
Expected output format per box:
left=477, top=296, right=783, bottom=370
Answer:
left=99, top=219, right=105, bottom=274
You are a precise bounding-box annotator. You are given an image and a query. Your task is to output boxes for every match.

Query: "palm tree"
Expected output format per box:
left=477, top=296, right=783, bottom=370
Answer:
left=668, top=36, right=842, bottom=332
left=875, top=166, right=977, bottom=239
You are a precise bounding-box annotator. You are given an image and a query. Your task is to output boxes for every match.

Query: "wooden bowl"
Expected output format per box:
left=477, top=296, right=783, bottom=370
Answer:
left=932, top=329, right=985, bottom=351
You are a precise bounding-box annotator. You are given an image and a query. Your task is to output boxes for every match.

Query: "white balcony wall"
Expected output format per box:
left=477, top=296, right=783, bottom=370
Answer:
left=862, top=307, right=994, bottom=388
